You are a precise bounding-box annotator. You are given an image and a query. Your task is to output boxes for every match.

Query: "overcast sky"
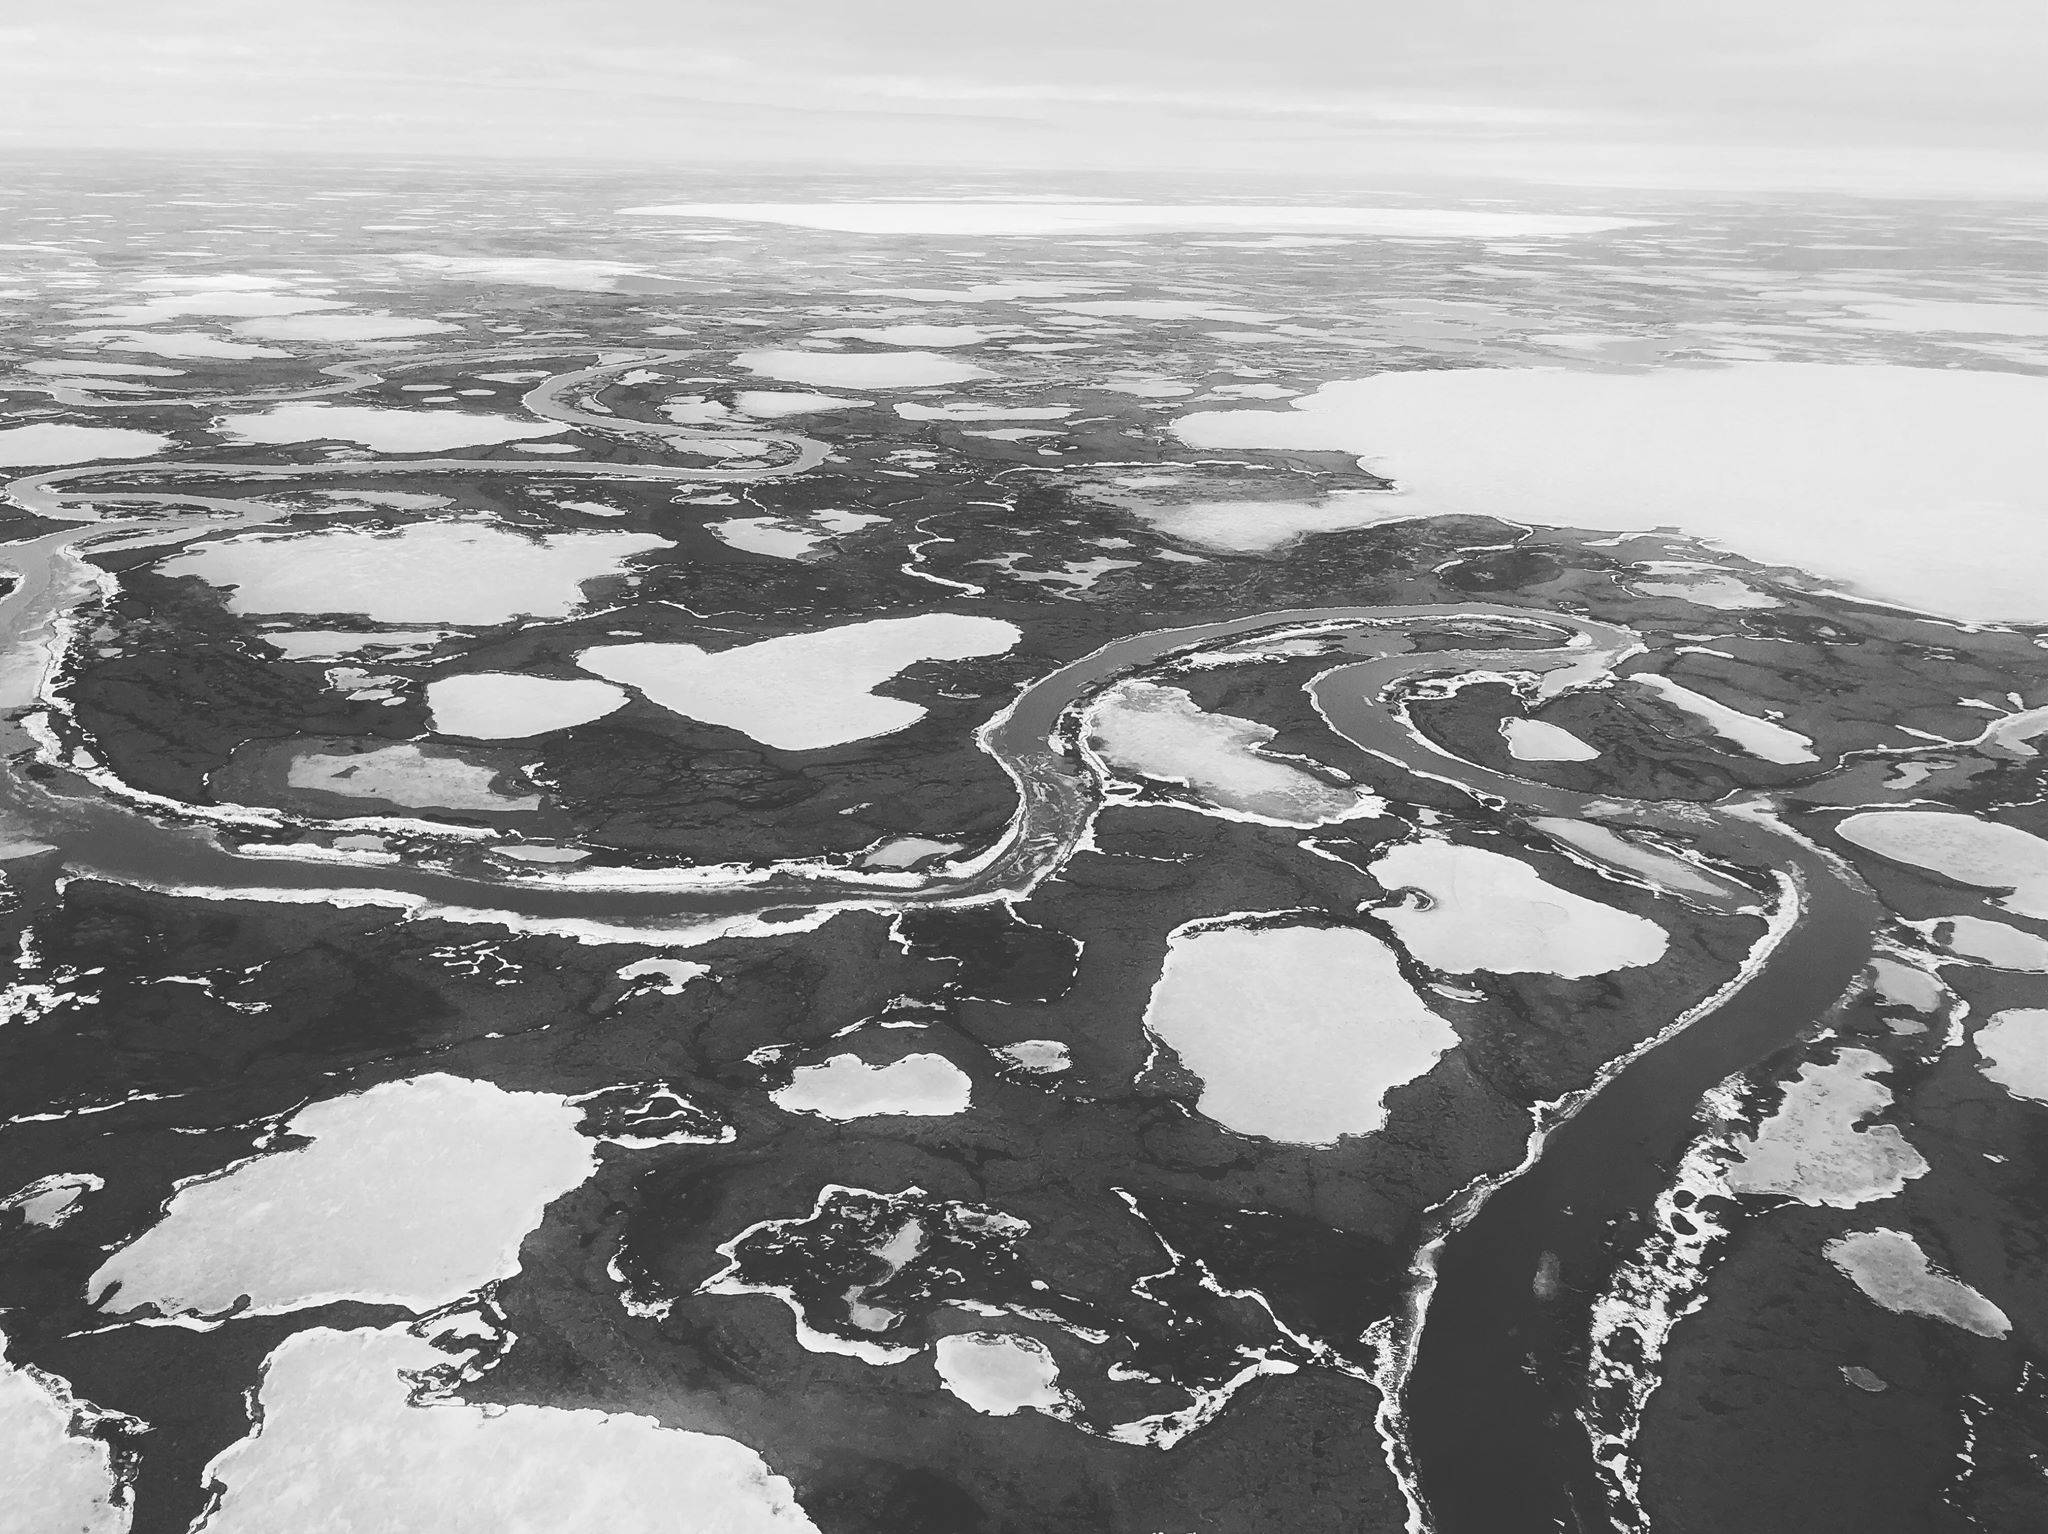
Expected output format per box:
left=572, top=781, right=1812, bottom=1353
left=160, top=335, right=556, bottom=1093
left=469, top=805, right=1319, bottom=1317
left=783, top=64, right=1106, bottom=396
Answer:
left=4, top=0, right=2045, bottom=194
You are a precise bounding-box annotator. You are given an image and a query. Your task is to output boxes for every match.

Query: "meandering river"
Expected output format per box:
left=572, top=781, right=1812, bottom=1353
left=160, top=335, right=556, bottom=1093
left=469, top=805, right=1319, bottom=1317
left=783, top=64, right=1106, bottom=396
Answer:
left=0, top=347, right=1875, bottom=1531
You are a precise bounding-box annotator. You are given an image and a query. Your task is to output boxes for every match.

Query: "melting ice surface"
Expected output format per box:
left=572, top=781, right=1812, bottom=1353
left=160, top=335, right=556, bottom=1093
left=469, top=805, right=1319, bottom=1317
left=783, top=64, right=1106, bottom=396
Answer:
left=1973, top=1009, right=2048, bottom=1104
left=1172, top=363, right=2048, bottom=623
left=288, top=743, right=539, bottom=811
left=1634, top=675, right=1818, bottom=765
left=0, top=1335, right=126, bottom=1534
left=1837, top=811, right=2048, bottom=921
left=1086, top=680, right=1380, bottom=827
left=428, top=673, right=630, bottom=739
left=197, top=1323, right=817, bottom=1533
left=577, top=614, right=1019, bottom=752
left=1142, top=921, right=1458, bottom=1144
left=933, top=1333, right=1067, bottom=1417
left=218, top=402, right=567, bottom=452
left=737, top=348, right=992, bottom=389
left=231, top=312, right=456, bottom=342
left=89, top=1074, right=596, bottom=1319
left=1369, top=839, right=1668, bottom=977
left=771, top=1054, right=972, bottom=1119
left=158, top=522, right=666, bottom=624
left=0, top=422, right=170, bottom=466
left=1128, top=492, right=1422, bottom=554
left=1724, top=1048, right=1929, bottom=1207
left=733, top=390, right=871, bottom=417
left=1502, top=718, right=1599, bottom=762
left=1824, top=1229, right=2009, bottom=1338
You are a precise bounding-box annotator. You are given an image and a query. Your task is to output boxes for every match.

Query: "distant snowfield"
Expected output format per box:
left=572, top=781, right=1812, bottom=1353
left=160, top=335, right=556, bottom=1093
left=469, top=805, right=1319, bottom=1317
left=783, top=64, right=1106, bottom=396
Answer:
left=1172, top=363, right=2048, bottom=623
left=1828, top=300, right=2048, bottom=336
left=738, top=348, right=991, bottom=389
left=198, top=1323, right=818, bottom=1533
left=623, top=203, right=1642, bottom=239
left=218, top=402, right=566, bottom=452
left=0, top=422, right=170, bottom=466
left=233, top=312, right=457, bottom=342
left=89, top=1074, right=596, bottom=1320
left=577, top=613, right=1019, bottom=751
left=1142, top=921, right=1458, bottom=1144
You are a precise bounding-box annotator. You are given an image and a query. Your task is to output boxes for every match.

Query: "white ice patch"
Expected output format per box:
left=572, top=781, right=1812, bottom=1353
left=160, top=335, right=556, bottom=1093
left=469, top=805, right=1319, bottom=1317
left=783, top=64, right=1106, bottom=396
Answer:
left=1171, top=364, right=2048, bottom=624
left=810, top=324, right=990, bottom=348
left=1502, top=718, right=1599, bottom=762
left=1142, top=921, right=1457, bottom=1144
left=1127, top=492, right=1419, bottom=553
left=994, top=1040, right=1070, bottom=1074
left=1824, top=1229, right=2009, bottom=1338
left=428, top=673, right=630, bottom=739
left=1973, top=1008, right=2048, bottom=1104
left=933, top=1333, right=1068, bottom=1417
left=1634, top=675, right=1817, bottom=764
left=1369, top=839, right=1668, bottom=977
left=771, top=1055, right=972, bottom=1120
left=0, top=1335, right=129, bottom=1534
left=737, top=349, right=991, bottom=390
left=623, top=204, right=1639, bottom=238
left=1919, top=915, right=2048, bottom=972
left=616, top=958, right=710, bottom=995
left=859, top=836, right=963, bottom=869
left=195, top=1324, right=817, bottom=1533
left=287, top=743, right=538, bottom=812
left=577, top=614, right=1019, bottom=752
left=896, top=402, right=1072, bottom=422
left=1, top=1172, right=103, bottom=1227
left=89, top=1074, right=596, bottom=1320
left=0, top=423, right=170, bottom=466
left=232, top=313, right=457, bottom=342
left=217, top=402, right=566, bottom=452
left=77, top=330, right=289, bottom=359
left=1837, top=811, right=2048, bottom=922
left=158, top=522, right=665, bottom=624
left=1826, top=301, right=2048, bottom=336
left=1085, top=680, right=1379, bottom=827
left=733, top=390, right=871, bottom=417
left=1724, top=1048, right=1928, bottom=1207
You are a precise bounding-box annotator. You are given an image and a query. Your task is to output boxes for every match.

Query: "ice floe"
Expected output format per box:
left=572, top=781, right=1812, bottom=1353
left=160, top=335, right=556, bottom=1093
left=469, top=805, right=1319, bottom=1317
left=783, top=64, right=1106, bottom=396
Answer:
left=232, top=313, right=456, bottom=342
left=427, top=673, right=630, bottom=739
left=1824, top=1229, right=2009, bottom=1338
left=217, top=402, right=567, bottom=452
left=577, top=613, right=1019, bottom=751
left=771, top=1054, right=972, bottom=1120
left=994, top=1040, right=1071, bottom=1074
left=933, top=1333, right=1068, bottom=1417
left=1369, top=839, right=1668, bottom=976
left=1126, top=492, right=1419, bottom=553
left=1837, top=811, right=2048, bottom=921
left=1, top=1171, right=102, bottom=1227
left=0, top=423, right=170, bottom=466
left=89, top=1074, right=596, bottom=1320
left=195, top=1322, right=817, bottom=1532
left=287, top=743, right=538, bottom=812
left=1502, top=718, right=1599, bottom=762
left=1635, top=675, right=1817, bottom=764
left=737, top=349, right=991, bottom=389
left=1918, top=915, right=2048, bottom=971
left=1973, top=1008, right=2048, bottom=1104
left=1724, top=1048, right=1928, bottom=1207
left=1171, top=363, right=2048, bottom=623
left=0, top=1336, right=129, bottom=1534
left=1142, top=920, right=1457, bottom=1143
left=733, top=390, right=870, bottom=417
left=1085, top=680, right=1379, bottom=827
left=616, top=957, right=710, bottom=995
left=158, top=522, right=665, bottom=624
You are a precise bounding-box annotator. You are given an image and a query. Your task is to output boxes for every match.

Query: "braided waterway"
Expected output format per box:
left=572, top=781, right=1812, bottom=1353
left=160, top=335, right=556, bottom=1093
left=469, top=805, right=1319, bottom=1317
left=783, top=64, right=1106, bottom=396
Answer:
left=2, top=348, right=1879, bottom=1530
